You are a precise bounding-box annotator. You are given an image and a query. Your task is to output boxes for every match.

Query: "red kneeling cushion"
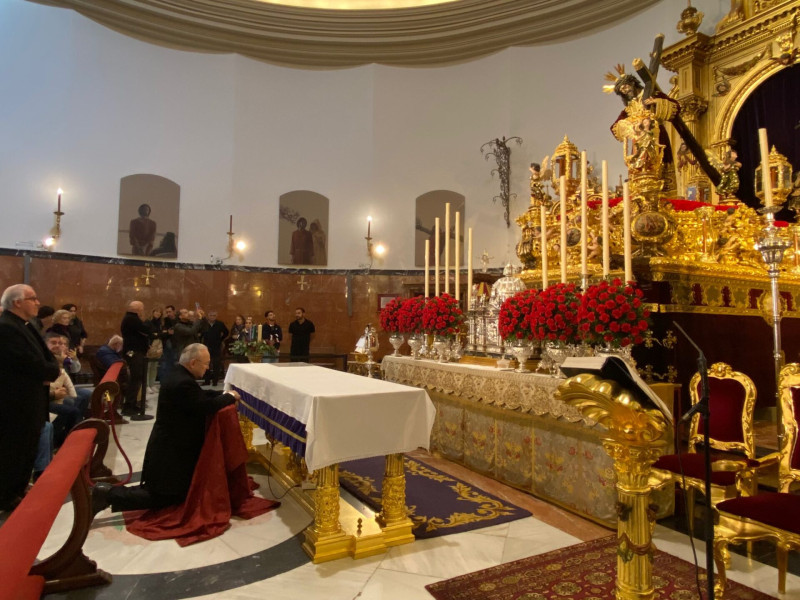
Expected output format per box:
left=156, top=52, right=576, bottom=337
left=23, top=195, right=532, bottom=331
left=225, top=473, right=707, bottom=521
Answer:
left=717, top=493, right=800, bottom=534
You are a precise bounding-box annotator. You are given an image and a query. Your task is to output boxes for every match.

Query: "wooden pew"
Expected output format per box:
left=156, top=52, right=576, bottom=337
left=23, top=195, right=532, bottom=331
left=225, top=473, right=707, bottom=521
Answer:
left=0, top=419, right=113, bottom=599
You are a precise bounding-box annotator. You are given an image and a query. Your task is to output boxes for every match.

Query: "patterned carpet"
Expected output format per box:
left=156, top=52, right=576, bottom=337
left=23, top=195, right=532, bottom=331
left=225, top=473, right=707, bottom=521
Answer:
left=338, top=455, right=530, bottom=539
left=425, top=535, right=775, bottom=599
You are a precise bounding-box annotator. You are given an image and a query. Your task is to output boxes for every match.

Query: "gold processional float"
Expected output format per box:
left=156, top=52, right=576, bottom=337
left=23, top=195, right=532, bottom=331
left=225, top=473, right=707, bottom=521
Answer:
left=469, top=2, right=800, bottom=599
left=231, top=2, right=800, bottom=590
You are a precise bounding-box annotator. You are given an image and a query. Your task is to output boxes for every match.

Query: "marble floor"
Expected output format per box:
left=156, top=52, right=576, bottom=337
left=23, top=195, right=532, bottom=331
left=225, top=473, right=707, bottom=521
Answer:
left=32, top=388, right=798, bottom=600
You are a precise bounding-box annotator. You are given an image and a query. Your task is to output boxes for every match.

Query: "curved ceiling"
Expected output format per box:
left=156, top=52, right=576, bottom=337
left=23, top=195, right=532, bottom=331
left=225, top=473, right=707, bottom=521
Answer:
left=32, top=0, right=660, bottom=68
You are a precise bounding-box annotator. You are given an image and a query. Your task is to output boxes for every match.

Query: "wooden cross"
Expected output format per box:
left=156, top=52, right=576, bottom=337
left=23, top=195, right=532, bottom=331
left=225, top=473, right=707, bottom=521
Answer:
left=633, top=36, right=721, bottom=186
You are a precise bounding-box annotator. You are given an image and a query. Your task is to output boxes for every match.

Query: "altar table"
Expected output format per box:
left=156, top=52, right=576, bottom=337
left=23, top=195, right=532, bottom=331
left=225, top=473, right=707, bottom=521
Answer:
left=225, top=363, right=436, bottom=561
left=381, top=356, right=672, bottom=528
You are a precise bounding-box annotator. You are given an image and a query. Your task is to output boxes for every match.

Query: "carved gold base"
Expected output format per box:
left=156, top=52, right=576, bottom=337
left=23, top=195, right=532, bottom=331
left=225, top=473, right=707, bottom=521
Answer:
left=243, top=432, right=415, bottom=563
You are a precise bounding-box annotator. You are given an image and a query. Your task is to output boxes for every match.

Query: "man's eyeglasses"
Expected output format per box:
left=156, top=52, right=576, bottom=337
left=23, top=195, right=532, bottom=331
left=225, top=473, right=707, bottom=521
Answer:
left=22, top=296, right=38, bottom=302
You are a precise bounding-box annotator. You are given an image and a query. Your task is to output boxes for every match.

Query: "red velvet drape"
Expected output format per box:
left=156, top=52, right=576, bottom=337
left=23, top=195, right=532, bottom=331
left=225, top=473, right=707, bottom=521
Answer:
left=124, top=405, right=279, bottom=546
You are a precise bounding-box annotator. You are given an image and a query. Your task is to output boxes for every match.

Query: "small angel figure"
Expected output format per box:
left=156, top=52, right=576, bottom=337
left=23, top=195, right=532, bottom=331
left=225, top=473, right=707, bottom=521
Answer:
left=529, top=156, right=552, bottom=206
left=706, top=148, right=741, bottom=199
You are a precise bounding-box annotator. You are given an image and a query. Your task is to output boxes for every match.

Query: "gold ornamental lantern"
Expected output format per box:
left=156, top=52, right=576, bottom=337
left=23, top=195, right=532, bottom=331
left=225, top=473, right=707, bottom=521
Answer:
left=549, top=135, right=581, bottom=198
left=755, top=145, right=793, bottom=208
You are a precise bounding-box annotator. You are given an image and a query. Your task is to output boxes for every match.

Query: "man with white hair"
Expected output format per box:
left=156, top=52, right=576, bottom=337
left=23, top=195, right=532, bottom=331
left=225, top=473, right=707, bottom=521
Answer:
left=93, top=343, right=240, bottom=512
left=0, top=284, right=60, bottom=511
left=95, top=334, right=125, bottom=373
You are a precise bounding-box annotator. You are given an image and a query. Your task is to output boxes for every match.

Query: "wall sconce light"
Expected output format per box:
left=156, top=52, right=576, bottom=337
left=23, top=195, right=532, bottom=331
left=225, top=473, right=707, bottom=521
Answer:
left=365, top=215, right=387, bottom=269
left=44, top=188, right=64, bottom=249
left=211, top=214, right=247, bottom=265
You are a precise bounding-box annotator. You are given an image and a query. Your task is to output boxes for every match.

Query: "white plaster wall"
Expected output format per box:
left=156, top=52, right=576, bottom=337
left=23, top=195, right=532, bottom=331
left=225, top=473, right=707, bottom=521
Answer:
left=0, top=0, right=730, bottom=269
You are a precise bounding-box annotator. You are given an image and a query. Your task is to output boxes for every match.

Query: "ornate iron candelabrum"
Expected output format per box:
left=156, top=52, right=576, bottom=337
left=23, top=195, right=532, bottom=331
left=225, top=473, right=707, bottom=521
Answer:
left=756, top=206, right=790, bottom=448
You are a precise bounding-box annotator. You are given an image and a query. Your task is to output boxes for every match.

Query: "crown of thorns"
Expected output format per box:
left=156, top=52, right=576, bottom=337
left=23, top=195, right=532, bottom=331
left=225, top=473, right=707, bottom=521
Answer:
left=602, top=64, right=640, bottom=94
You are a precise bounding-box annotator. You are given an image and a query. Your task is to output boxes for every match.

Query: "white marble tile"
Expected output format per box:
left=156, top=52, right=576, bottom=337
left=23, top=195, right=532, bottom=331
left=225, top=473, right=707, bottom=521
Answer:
left=501, top=519, right=580, bottom=563
left=472, top=521, right=510, bottom=538
left=219, top=501, right=313, bottom=557
left=379, top=530, right=506, bottom=579
left=357, top=567, right=444, bottom=600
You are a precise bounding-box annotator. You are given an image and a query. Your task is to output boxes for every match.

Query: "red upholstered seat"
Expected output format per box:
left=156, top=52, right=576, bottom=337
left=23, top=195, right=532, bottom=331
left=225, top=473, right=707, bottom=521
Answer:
left=717, top=493, right=800, bottom=535
left=713, top=363, right=800, bottom=597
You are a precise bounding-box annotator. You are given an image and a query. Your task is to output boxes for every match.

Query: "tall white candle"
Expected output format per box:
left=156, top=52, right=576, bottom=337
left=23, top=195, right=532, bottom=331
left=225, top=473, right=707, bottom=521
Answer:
left=602, top=161, right=610, bottom=277
left=444, top=203, right=451, bottom=295
left=455, top=211, right=460, bottom=302
left=435, top=217, right=440, bottom=296
left=758, top=128, right=773, bottom=208
left=424, top=239, right=430, bottom=298
left=257, top=324, right=262, bottom=342
left=623, top=181, right=633, bottom=282
left=580, top=151, right=588, bottom=276
left=560, top=176, right=568, bottom=284
left=467, top=227, right=473, bottom=307
left=540, top=206, right=549, bottom=289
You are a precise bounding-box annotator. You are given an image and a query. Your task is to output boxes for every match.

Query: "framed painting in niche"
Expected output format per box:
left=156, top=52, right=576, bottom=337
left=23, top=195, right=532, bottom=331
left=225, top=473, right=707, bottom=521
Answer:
left=378, top=293, right=402, bottom=312
left=278, top=190, right=329, bottom=266
left=117, top=174, right=180, bottom=259
left=414, top=190, right=465, bottom=267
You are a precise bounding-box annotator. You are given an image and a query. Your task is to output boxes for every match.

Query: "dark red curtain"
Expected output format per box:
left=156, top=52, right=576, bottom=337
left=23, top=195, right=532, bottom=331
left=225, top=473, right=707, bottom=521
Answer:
left=731, top=63, right=800, bottom=221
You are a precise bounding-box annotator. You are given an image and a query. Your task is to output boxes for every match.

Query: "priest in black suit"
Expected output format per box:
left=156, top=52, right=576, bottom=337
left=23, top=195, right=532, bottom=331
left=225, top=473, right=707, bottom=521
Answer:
left=0, top=284, right=61, bottom=511
left=97, top=343, right=240, bottom=512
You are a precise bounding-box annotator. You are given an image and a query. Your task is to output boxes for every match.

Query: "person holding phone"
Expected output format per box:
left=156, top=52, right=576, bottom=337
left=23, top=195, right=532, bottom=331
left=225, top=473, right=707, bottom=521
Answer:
left=172, top=307, right=209, bottom=358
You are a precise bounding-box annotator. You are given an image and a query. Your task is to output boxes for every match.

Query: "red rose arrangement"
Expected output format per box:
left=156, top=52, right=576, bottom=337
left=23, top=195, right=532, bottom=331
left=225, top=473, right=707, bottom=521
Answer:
left=421, top=293, right=464, bottom=337
left=396, top=296, right=426, bottom=335
left=379, top=297, right=404, bottom=333
left=531, top=282, right=582, bottom=344
left=578, top=278, right=650, bottom=348
left=498, top=289, right=540, bottom=341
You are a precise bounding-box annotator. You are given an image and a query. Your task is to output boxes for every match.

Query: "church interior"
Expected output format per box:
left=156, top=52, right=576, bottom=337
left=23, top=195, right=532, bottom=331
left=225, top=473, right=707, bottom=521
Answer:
left=3, top=0, right=800, bottom=598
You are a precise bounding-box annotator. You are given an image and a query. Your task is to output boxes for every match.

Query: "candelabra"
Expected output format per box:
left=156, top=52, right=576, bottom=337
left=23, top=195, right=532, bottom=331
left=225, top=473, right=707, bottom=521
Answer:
left=756, top=206, right=790, bottom=448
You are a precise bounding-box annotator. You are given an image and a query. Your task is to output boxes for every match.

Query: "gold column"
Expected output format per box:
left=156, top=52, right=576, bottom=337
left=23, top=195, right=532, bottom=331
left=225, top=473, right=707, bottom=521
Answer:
left=377, top=453, right=415, bottom=546
left=557, top=374, right=671, bottom=600
left=238, top=413, right=255, bottom=452
left=302, top=464, right=352, bottom=563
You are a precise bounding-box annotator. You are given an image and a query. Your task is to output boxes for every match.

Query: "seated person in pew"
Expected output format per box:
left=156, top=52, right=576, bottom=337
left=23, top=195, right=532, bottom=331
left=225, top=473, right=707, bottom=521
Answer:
left=93, top=343, right=240, bottom=512
left=47, top=332, right=91, bottom=416
left=95, top=335, right=125, bottom=375
left=45, top=333, right=85, bottom=447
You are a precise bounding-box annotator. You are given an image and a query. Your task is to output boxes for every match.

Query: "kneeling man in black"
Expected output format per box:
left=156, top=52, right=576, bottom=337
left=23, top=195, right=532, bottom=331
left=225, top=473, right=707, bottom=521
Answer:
left=94, top=343, right=240, bottom=512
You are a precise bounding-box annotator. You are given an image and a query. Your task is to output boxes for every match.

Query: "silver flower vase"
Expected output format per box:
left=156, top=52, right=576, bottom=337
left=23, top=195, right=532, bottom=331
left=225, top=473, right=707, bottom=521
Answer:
left=389, top=333, right=405, bottom=357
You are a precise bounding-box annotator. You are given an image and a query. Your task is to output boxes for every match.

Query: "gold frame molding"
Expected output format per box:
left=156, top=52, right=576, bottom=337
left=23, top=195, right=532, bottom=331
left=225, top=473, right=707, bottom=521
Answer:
left=31, top=0, right=659, bottom=68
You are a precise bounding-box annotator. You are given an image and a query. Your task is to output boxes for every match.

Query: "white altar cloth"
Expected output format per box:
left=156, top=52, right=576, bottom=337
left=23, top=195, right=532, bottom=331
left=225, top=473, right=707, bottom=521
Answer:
left=225, top=363, right=436, bottom=471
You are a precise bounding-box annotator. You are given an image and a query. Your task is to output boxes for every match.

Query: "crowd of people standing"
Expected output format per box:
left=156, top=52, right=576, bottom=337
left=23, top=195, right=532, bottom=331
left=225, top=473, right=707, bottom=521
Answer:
left=0, top=281, right=317, bottom=513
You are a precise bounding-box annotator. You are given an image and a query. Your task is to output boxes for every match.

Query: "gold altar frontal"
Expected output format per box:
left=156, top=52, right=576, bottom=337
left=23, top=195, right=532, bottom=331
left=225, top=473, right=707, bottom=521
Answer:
left=237, top=415, right=415, bottom=563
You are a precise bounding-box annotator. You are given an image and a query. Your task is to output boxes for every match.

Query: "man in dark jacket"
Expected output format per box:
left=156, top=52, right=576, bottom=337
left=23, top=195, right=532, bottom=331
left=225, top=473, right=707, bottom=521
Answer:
left=0, top=284, right=61, bottom=511
left=202, top=311, right=228, bottom=386
left=121, top=300, right=150, bottom=417
left=96, top=344, right=239, bottom=512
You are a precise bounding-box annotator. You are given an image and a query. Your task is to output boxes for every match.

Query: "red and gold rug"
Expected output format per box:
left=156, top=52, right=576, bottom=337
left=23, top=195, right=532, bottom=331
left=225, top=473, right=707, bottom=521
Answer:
left=425, top=535, right=775, bottom=599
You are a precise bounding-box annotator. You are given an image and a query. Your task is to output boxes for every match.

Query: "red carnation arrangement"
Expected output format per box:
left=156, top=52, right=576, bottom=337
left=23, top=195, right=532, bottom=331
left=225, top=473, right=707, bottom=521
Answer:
left=531, top=282, right=582, bottom=344
left=396, top=296, right=426, bottom=335
left=498, top=289, right=540, bottom=342
left=421, top=293, right=464, bottom=337
left=379, top=297, right=404, bottom=333
left=578, top=278, right=650, bottom=348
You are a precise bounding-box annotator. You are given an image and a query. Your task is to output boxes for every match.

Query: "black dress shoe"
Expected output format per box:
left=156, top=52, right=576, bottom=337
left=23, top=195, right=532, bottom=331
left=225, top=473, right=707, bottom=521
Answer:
left=91, top=482, right=113, bottom=516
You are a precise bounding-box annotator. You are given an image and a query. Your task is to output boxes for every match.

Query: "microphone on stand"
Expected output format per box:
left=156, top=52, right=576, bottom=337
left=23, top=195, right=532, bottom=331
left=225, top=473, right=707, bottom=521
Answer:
left=673, top=322, right=709, bottom=423
left=672, top=320, right=715, bottom=600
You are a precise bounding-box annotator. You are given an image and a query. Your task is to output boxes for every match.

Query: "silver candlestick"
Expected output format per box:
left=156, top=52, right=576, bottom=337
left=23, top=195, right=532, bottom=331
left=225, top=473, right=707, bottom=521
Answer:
left=756, top=206, right=790, bottom=448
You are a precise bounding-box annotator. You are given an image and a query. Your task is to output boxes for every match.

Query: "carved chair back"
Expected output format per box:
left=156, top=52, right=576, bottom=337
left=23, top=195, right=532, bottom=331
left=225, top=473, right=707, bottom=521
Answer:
left=688, top=362, right=756, bottom=459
